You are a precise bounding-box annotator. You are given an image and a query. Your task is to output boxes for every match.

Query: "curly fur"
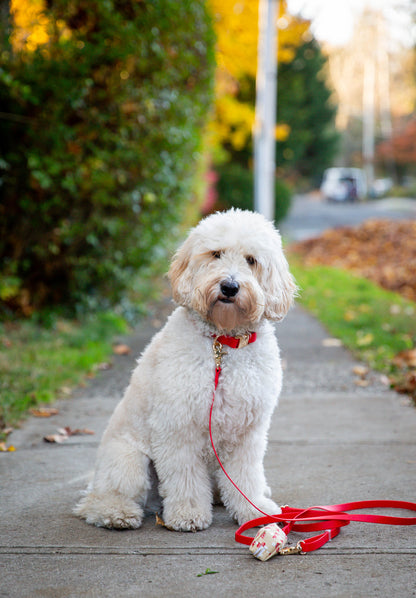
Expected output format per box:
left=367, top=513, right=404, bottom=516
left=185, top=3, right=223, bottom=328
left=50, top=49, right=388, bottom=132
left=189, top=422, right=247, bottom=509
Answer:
left=74, top=209, right=297, bottom=531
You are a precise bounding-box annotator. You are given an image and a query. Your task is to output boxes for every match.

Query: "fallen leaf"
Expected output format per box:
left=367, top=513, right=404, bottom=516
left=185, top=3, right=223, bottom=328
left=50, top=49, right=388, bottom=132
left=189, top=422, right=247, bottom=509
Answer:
left=30, top=407, right=59, bottom=417
left=113, top=343, right=131, bottom=355
left=59, top=426, right=94, bottom=436
left=356, top=332, right=374, bottom=346
left=354, top=379, right=370, bottom=387
left=352, top=365, right=369, bottom=378
left=0, top=442, right=16, bottom=452
left=197, top=568, right=219, bottom=577
left=43, top=426, right=94, bottom=444
left=155, top=513, right=174, bottom=530
left=44, top=432, right=68, bottom=443
left=392, top=372, right=416, bottom=395
left=392, top=349, right=416, bottom=369
left=322, top=338, right=342, bottom=347
left=343, top=310, right=356, bottom=321
left=96, top=361, right=112, bottom=371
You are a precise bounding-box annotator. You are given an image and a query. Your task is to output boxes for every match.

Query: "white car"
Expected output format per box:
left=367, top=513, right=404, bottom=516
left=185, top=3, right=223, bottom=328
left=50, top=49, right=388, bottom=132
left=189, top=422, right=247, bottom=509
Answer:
left=321, top=168, right=367, bottom=202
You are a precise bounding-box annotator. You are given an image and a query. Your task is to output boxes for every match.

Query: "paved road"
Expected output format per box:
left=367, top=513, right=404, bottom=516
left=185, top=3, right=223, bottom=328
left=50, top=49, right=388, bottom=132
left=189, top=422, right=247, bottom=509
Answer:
left=280, top=193, right=416, bottom=241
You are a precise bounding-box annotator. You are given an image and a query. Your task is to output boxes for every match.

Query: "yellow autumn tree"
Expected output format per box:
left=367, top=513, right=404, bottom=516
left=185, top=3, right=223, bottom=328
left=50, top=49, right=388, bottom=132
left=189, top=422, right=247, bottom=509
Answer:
left=209, top=0, right=310, bottom=155
left=10, top=0, right=50, bottom=51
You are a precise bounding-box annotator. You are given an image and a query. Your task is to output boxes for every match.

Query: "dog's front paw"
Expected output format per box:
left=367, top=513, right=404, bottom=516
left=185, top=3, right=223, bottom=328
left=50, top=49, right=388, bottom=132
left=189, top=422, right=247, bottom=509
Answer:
left=234, top=497, right=281, bottom=526
left=74, top=493, right=143, bottom=530
left=163, top=505, right=212, bottom=532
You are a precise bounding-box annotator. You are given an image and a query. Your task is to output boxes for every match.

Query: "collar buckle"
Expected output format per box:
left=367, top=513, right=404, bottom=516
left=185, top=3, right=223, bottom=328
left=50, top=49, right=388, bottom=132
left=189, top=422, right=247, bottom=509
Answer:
left=236, top=333, right=250, bottom=349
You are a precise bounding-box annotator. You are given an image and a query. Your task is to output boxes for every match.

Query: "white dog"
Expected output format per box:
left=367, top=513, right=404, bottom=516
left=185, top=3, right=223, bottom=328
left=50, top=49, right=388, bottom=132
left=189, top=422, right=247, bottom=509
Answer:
left=74, top=209, right=296, bottom=531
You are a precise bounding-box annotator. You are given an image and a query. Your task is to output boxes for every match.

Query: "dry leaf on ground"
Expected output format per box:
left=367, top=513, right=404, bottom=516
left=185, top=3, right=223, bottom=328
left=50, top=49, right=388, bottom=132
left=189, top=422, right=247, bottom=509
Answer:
left=392, top=349, right=416, bottom=369
left=113, top=343, right=131, bottom=355
left=352, top=365, right=369, bottom=378
left=0, top=442, right=16, bottom=452
left=43, top=426, right=94, bottom=443
left=30, top=407, right=59, bottom=417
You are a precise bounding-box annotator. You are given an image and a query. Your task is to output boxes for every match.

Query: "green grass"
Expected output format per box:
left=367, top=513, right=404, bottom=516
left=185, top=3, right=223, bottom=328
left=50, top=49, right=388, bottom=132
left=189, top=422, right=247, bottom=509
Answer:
left=290, top=259, right=416, bottom=373
left=0, top=312, right=129, bottom=434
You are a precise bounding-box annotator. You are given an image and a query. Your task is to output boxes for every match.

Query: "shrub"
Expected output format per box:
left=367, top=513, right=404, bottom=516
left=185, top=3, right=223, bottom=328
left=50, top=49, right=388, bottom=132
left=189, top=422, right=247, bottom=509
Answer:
left=214, top=162, right=292, bottom=223
left=0, top=0, right=215, bottom=315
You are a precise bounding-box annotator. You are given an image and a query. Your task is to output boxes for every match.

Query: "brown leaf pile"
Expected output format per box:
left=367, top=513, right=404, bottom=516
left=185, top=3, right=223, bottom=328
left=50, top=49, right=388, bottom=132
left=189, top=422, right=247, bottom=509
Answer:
left=291, top=219, right=416, bottom=302
left=291, top=219, right=416, bottom=402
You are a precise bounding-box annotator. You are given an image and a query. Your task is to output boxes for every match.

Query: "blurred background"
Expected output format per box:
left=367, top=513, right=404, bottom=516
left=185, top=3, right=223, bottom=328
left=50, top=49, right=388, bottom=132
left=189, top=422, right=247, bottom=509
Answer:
left=1, top=0, right=415, bottom=316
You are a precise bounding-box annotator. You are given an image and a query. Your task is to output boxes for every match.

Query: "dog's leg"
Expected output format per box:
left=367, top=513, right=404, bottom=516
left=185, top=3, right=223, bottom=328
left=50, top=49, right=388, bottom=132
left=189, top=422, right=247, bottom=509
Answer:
left=74, top=440, right=149, bottom=529
left=215, top=428, right=281, bottom=525
left=154, top=440, right=213, bottom=532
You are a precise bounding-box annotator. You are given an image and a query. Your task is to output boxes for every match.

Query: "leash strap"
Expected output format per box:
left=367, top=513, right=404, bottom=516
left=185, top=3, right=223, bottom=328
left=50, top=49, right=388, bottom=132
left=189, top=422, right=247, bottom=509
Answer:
left=209, top=337, right=416, bottom=556
left=235, top=502, right=416, bottom=554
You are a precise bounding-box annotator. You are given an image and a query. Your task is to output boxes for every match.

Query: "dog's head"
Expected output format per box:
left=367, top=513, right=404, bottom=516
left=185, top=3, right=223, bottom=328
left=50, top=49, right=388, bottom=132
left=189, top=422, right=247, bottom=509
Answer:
left=168, top=209, right=297, bottom=333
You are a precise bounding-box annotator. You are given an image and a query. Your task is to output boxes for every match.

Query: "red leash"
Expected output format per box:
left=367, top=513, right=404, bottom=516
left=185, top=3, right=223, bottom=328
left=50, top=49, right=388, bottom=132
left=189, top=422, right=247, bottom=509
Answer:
left=235, top=502, right=416, bottom=556
left=209, top=336, right=416, bottom=558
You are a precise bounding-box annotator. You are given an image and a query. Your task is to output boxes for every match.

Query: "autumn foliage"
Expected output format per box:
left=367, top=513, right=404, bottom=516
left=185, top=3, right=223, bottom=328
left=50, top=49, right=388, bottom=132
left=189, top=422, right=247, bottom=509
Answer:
left=291, top=219, right=416, bottom=302
left=208, top=0, right=309, bottom=154
left=377, top=119, right=416, bottom=168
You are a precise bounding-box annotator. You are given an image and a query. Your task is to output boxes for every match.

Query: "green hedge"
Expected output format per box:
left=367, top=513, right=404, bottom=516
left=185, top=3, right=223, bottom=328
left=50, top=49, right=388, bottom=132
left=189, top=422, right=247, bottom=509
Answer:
left=214, top=162, right=292, bottom=223
left=0, top=0, right=215, bottom=314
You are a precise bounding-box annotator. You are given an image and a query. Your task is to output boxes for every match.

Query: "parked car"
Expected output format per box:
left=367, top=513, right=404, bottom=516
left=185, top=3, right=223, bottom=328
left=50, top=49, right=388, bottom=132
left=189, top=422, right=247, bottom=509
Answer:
left=321, top=168, right=367, bottom=202
left=369, top=177, right=393, bottom=198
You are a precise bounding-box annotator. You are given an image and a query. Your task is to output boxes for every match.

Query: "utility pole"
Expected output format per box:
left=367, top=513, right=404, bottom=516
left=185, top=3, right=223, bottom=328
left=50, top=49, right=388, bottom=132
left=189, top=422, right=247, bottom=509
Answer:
left=254, top=0, right=278, bottom=221
left=362, top=51, right=375, bottom=192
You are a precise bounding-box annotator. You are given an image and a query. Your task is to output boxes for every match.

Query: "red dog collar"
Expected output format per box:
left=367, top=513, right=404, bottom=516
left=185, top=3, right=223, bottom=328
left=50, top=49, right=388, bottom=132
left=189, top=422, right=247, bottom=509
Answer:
left=212, top=332, right=257, bottom=349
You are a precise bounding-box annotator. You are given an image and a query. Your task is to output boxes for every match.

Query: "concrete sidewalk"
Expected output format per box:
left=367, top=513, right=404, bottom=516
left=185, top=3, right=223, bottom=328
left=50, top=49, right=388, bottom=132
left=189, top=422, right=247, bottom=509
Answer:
left=1, top=304, right=415, bottom=598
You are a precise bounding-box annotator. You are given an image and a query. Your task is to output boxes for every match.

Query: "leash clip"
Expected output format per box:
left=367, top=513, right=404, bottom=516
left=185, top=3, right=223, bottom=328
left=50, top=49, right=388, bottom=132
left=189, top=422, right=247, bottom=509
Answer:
left=279, top=541, right=304, bottom=556
left=212, top=338, right=227, bottom=369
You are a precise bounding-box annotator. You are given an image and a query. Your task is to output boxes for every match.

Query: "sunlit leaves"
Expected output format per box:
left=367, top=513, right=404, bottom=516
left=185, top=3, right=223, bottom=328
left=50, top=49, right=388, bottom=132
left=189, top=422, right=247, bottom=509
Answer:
left=208, top=0, right=309, bottom=153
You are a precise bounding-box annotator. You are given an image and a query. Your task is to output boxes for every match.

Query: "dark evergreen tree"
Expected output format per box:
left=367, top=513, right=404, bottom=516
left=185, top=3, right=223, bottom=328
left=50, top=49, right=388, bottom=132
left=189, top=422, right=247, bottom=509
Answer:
left=275, top=38, right=339, bottom=181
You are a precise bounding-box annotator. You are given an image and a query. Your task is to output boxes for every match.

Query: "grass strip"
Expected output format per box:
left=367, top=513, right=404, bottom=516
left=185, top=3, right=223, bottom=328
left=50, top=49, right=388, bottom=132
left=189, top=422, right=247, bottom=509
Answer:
left=0, top=312, right=128, bottom=434
left=290, top=258, right=416, bottom=374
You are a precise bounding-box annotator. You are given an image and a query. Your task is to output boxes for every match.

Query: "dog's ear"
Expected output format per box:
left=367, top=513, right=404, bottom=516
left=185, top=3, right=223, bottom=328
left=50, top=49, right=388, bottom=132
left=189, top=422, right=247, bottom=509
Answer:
left=262, top=240, right=298, bottom=321
left=168, top=236, right=193, bottom=305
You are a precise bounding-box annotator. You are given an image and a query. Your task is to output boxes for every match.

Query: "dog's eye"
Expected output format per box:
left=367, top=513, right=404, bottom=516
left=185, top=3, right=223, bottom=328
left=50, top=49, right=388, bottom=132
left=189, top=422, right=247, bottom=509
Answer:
left=246, top=255, right=256, bottom=266
left=212, top=251, right=222, bottom=259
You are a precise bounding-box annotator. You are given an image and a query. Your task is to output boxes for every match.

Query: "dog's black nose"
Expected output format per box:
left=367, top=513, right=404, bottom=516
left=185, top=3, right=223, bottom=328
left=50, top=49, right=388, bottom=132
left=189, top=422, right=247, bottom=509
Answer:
left=220, top=280, right=240, bottom=298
